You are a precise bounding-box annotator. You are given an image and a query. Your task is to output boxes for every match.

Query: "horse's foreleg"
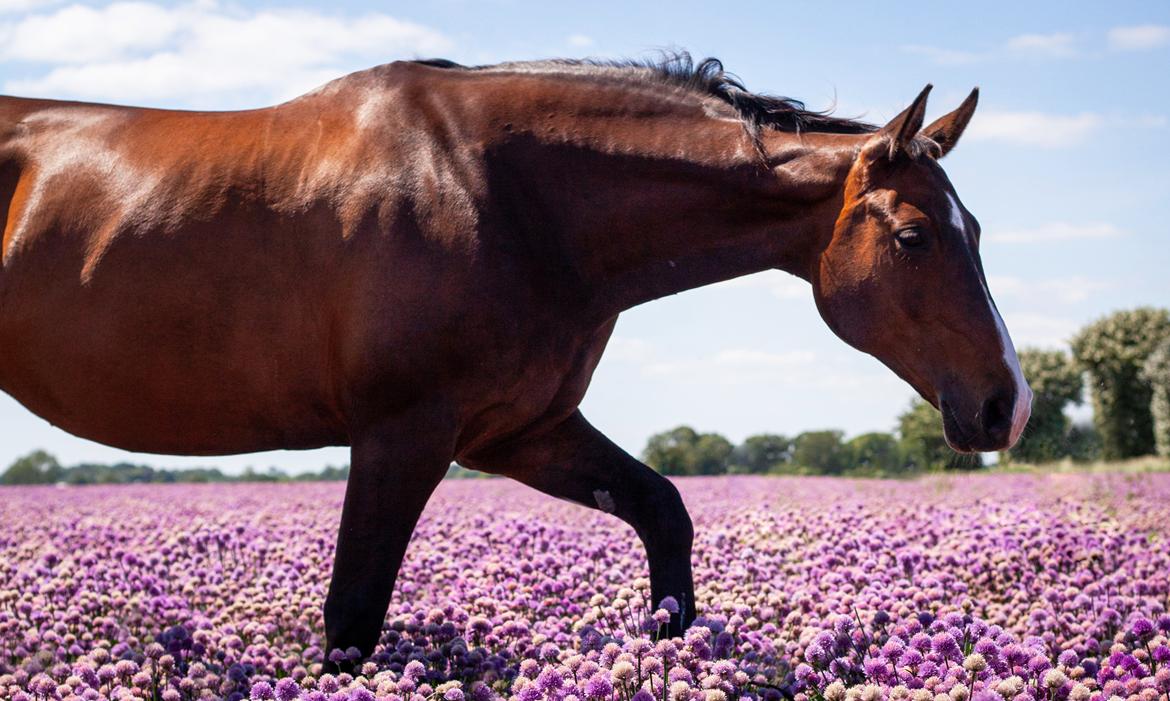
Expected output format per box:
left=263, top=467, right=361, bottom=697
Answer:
left=323, top=410, right=452, bottom=667
left=466, top=410, right=696, bottom=635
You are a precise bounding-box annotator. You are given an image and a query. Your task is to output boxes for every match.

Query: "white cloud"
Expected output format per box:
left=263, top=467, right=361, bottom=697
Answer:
left=904, top=31, right=1078, bottom=65
left=644, top=347, right=834, bottom=386
left=601, top=329, right=905, bottom=395
left=0, top=2, right=453, bottom=107
left=965, top=110, right=1103, bottom=147
left=566, top=34, right=594, bottom=48
left=1108, top=24, right=1170, bottom=51
left=1005, top=32, right=1077, bottom=57
left=1001, top=313, right=1081, bottom=350
left=2, top=3, right=182, bottom=63
left=987, top=275, right=1110, bottom=304
left=711, top=348, right=817, bottom=367
left=0, top=0, right=60, bottom=12
left=606, top=337, right=655, bottom=363
left=985, top=222, right=1123, bottom=244
left=715, top=270, right=810, bottom=300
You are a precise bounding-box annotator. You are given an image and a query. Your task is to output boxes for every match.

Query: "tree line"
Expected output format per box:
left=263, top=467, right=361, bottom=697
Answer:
left=643, top=306, right=1170, bottom=475
left=0, top=452, right=489, bottom=485
left=0, top=451, right=352, bottom=485
left=640, top=404, right=986, bottom=476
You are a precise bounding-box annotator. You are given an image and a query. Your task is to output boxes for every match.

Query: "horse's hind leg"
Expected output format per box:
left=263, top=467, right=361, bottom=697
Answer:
left=464, top=410, right=696, bottom=636
left=323, top=407, right=453, bottom=667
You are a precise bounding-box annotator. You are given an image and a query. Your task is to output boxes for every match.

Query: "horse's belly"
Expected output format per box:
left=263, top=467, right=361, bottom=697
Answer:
left=1, top=325, right=346, bottom=454
left=0, top=252, right=348, bottom=455
left=1, top=324, right=346, bottom=454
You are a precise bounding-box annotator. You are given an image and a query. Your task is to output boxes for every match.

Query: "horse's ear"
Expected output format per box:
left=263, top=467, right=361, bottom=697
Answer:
left=922, top=87, right=979, bottom=158
left=872, top=84, right=932, bottom=161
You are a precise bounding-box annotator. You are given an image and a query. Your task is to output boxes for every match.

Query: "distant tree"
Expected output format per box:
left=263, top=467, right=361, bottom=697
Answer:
left=644, top=426, right=700, bottom=475
left=298, top=464, right=350, bottom=481
left=2, top=450, right=64, bottom=485
left=240, top=466, right=290, bottom=482
left=729, top=433, right=792, bottom=474
left=642, top=426, right=733, bottom=476
left=692, top=433, right=734, bottom=475
left=1065, top=422, right=1102, bottom=462
left=1143, top=337, right=1170, bottom=458
left=1071, top=307, right=1170, bottom=458
left=1002, top=349, right=1084, bottom=464
left=897, top=400, right=981, bottom=471
left=847, top=432, right=903, bottom=473
left=791, top=430, right=848, bottom=474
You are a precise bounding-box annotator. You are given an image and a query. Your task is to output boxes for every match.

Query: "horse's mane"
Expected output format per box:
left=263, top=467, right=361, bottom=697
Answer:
left=412, top=53, right=878, bottom=153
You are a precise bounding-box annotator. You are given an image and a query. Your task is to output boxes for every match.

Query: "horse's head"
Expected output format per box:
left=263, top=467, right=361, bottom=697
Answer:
left=812, top=86, right=1032, bottom=453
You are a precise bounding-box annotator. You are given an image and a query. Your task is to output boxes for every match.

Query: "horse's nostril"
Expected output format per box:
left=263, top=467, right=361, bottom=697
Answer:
left=980, top=392, right=1014, bottom=439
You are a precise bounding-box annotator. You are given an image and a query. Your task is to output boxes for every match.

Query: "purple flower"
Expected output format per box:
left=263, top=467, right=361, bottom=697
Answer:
left=932, top=633, right=961, bottom=660
left=275, top=678, right=301, bottom=701
left=536, top=666, right=563, bottom=693
left=1131, top=617, right=1155, bottom=640
left=584, top=672, right=613, bottom=699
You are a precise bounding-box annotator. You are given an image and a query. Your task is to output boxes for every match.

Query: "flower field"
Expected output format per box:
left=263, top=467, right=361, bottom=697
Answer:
left=1, top=473, right=1168, bottom=701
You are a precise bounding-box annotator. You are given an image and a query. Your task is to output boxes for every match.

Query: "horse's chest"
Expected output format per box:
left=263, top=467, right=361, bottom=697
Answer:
left=453, top=317, right=615, bottom=457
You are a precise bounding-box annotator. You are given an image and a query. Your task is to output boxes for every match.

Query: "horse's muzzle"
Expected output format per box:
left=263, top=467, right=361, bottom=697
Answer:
left=940, top=385, right=1032, bottom=453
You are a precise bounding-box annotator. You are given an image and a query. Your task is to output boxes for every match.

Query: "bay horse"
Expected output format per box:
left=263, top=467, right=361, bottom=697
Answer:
left=0, top=55, right=1031, bottom=662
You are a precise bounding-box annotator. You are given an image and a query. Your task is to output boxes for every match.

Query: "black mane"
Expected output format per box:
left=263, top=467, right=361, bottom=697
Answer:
left=413, top=53, right=877, bottom=148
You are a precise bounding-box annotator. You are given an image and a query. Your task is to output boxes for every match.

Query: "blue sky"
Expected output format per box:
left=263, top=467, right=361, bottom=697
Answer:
left=1, top=0, right=1167, bottom=472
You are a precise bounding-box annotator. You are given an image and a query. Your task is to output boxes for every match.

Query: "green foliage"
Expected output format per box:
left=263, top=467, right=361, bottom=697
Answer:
left=728, top=433, right=792, bottom=474
left=1, top=449, right=63, bottom=485
left=847, top=432, right=904, bottom=473
left=897, top=399, right=982, bottom=471
left=1002, top=348, right=1084, bottom=464
left=642, top=426, right=734, bottom=475
left=1, top=451, right=351, bottom=485
left=1065, top=423, right=1103, bottom=462
left=1071, top=307, right=1170, bottom=459
left=791, top=430, right=848, bottom=474
left=1143, top=336, right=1170, bottom=458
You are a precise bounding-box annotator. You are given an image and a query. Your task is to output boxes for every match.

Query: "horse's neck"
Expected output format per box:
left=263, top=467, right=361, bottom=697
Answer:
left=480, top=81, right=860, bottom=320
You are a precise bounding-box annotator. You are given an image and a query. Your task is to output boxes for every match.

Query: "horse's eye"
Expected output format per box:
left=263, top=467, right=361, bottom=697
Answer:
left=895, top=227, right=926, bottom=250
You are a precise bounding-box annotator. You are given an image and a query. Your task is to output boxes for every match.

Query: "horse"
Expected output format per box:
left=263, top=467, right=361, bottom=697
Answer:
left=0, top=54, right=1031, bottom=662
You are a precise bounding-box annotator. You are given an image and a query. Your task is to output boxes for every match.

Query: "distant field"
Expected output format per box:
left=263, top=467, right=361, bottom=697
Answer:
left=1, top=473, right=1168, bottom=701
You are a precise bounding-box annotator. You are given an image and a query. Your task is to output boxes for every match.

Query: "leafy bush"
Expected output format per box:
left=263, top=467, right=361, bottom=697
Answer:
left=1002, top=348, right=1084, bottom=464
left=0, top=449, right=62, bottom=485
left=728, top=433, right=792, bottom=474
left=1071, top=307, right=1170, bottom=459
left=897, top=399, right=981, bottom=470
left=791, top=430, right=849, bottom=474
left=1143, top=336, right=1170, bottom=458
left=845, top=432, right=904, bottom=473
left=642, top=426, right=733, bottom=475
